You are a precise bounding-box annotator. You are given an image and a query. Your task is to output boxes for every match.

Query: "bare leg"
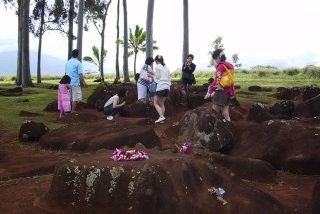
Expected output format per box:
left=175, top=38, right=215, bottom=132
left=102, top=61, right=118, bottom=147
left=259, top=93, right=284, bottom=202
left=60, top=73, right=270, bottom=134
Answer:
left=221, top=105, right=231, bottom=121
left=212, top=104, right=221, bottom=114
left=59, top=110, right=64, bottom=118
left=160, top=97, right=166, bottom=116
left=154, top=96, right=164, bottom=117
left=72, top=101, right=77, bottom=113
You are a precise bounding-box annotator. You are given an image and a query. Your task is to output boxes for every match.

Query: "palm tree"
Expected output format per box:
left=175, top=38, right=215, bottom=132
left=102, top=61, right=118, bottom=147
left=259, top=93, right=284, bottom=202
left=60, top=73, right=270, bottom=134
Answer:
left=122, top=0, right=129, bottom=82
left=85, top=0, right=112, bottom=82
left=21, top=0, right=32, bottom=87
left=114, top=0, right=120, bottom=82
left=83, top=45, right=107, bottom=79
left=77, top=0, right=85, bottom=61
left=67, top=0, right=75, bottom=59
left=182, top=0, right=189, bottom=64
left=126, top=25, right=158, bottom=75
left=145, top=0, right=154, bottom=58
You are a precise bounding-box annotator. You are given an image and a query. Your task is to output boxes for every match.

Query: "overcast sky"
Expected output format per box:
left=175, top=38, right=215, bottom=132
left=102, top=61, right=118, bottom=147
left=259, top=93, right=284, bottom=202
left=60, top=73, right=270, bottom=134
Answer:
left=1, top=0, right=320, bottom=74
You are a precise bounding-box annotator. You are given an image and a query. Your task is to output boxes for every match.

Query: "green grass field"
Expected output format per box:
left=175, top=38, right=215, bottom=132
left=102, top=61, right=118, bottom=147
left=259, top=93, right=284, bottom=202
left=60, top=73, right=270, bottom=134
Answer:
left=1, top=69, right=319, bottom=133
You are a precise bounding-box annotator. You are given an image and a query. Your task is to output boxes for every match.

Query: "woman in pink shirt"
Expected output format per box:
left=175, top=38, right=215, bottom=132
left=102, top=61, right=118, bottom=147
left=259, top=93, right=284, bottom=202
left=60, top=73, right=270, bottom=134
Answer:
left=57, top=75, right=71, bottom=118
left=204, top=49, right=235, bottom=121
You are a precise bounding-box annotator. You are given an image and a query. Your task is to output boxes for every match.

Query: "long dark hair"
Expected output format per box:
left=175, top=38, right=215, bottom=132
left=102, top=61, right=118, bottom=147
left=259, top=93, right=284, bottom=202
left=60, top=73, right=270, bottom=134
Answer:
left=154, top=55, right=165, bottom=66
left=211, top=49, right=226, bottom=61
left=59, top=75, right=71, bottom=84
left=145, top=57, right=154, bottom=65
left=118, top=88, right=127, bottom=98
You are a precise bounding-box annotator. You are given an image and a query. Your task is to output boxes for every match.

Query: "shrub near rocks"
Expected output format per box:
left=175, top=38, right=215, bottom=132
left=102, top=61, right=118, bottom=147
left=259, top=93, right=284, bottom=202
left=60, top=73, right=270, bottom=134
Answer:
left=18, top=120, right=49, bottom=142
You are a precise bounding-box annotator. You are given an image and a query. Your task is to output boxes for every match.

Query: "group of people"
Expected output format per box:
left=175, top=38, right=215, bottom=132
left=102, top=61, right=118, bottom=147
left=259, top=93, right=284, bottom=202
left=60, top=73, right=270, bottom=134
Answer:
left=58, top=48, right=235, bottom=123
left=58, top=49, right=87, bottom=118
left=136, top=55, right=171, bottom=123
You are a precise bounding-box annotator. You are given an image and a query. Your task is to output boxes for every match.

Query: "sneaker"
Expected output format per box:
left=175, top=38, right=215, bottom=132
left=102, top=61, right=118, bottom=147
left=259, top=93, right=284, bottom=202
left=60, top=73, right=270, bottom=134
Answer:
left=155, top=116, right=165, bottom=123
left=106, top=116, right=114, bottom=120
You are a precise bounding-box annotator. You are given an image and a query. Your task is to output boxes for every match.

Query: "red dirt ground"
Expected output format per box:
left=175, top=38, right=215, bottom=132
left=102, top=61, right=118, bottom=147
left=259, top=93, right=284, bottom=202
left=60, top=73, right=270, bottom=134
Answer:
left=0, top=103, right=319, bottom=213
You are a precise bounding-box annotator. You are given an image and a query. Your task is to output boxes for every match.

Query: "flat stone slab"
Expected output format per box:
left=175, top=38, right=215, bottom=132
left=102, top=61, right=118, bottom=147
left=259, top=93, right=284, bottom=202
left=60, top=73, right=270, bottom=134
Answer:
left=47, top=150, right=285, bottom=213
left=40, top=118, right=161, bottom=152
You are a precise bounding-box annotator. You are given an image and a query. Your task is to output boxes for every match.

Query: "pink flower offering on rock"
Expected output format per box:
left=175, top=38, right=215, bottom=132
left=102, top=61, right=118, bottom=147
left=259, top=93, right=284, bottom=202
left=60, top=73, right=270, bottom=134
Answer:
left=111, top=148, right=149, bottom=161
left=179, top=143, right=192, bottom=153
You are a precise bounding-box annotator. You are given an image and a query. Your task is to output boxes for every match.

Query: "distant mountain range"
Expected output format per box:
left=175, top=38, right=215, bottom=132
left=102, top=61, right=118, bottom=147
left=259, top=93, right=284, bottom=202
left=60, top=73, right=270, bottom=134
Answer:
left=0, top=50, right=67, bottom=76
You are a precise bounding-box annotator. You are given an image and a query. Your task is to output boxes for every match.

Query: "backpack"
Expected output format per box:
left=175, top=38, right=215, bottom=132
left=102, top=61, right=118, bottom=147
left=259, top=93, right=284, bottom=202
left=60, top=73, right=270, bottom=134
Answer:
left=95, top=95, right=112, bottom=111
left=219, top=65, right=234, bottom=88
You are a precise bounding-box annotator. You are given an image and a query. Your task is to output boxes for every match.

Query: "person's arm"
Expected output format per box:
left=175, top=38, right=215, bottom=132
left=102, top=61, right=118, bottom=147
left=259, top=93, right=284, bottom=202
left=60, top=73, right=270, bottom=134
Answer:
left=190, top=63, right=196, bottom=73
left=147, top=65, right=155, bottom=77
left=112, top=96, right=126, bottom=108
left=78, top=61, right=87, bottom=87
left=79, top=73, right=87, bottom=88
left=204, top=65, right=223, bottom=99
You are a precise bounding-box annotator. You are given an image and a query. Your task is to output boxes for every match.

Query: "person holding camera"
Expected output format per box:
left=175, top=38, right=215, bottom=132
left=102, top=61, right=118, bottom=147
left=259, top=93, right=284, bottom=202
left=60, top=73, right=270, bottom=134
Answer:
left=181, top=54, right=196, bottom=94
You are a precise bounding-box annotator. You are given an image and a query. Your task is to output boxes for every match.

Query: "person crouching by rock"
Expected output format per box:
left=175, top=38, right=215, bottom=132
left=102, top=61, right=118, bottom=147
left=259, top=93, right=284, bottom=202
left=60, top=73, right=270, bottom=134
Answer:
left=154, top=55, right=171, bottom=123
left=103, top=88, right=127, bottom=120
left=204, top=49, right=235, bottom=122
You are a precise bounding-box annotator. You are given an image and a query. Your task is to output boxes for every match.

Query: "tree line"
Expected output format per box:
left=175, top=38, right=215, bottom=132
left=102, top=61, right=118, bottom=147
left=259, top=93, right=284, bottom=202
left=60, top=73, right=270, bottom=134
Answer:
left=1, top=0, right=192, bottom=87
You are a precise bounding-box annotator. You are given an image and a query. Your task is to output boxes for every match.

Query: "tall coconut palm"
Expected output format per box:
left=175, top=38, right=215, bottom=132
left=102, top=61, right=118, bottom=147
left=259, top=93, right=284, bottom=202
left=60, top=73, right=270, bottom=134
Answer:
left=122, top=0, right=129, bottom=82
left=83, top=45, right=107, bottom=76
left=127, top=25, right=158, bottom=75
left=3, top=0, right=32, bottom=86
left=114, top=0, right=120, bottom=82
left=21, top=0, right=32, bottom=87
left=85, top=0, right=112, bottom=83
left=67, top=0, right=75, bottom=59
left=182, top=0, right=189, bottom=64
left=77, top=0, right=84, bottom=61
left=145, top=0, right=154, bottom=58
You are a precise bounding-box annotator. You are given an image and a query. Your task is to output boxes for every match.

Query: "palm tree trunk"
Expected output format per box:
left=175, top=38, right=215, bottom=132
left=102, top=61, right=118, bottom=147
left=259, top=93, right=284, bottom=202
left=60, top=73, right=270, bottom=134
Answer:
left=37, top=0, right=45, bottom=84
left=123, top=0, right=129, bottom=82
left=16, top=0, right=22, bottom=85
left=146, top=0, right=154, bottom=58
left=100, top=18, right=106, bottom=83
left=115, top=0, right=120, bottom=82
left=182, top=0, right=189, bottom=64
left=68, top=0, right=75, bottom=59
left=134, top=52, right=137, bottom=76
left=77, top=0, right=84, bottom=61
left=21, top=0, right=32, bottom=87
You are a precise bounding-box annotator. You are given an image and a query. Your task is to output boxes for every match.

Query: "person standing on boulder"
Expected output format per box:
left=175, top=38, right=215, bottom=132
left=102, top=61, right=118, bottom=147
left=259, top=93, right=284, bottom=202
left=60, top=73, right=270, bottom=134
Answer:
left=153, top=55, right=171, bottom=123
left=65, top=49, right=87, bottom=113
left=181, top=54, right=196, bottom=94
left=204, top=49, right=235, bottom=121
left=137, top=57, right=155, bottom=101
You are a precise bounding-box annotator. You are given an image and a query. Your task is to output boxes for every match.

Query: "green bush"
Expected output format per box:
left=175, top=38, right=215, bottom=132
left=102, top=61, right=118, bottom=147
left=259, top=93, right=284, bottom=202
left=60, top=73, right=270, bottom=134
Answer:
left=0, top=76, right=5, bottom=81
left=272, top=71, right=280, bottom=75
left=239, top=69, right=249, bottom=74
left=303, top=65, right=320, bottom=78
left=283, top=68, right=300, bottom=76
left=170, top=71, right=181, bottom=79
left=41, top=75, right=62, bottom=80
left=11, top=76, right=16, bottom=81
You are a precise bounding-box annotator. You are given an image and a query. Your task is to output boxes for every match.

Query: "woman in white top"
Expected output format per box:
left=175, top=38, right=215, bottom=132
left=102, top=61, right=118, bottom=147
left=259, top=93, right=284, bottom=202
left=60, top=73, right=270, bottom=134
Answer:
left=153, top=55, right=171, bottom=123
left=137, top=57, right=155, bottom=100
left=103, top=88, right=127, bottom=120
